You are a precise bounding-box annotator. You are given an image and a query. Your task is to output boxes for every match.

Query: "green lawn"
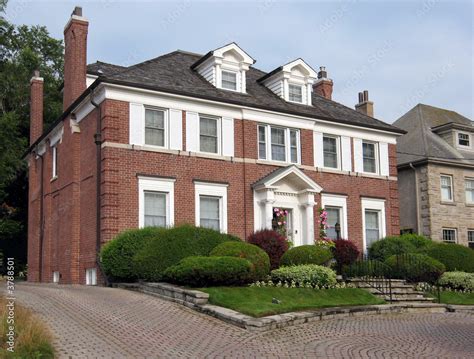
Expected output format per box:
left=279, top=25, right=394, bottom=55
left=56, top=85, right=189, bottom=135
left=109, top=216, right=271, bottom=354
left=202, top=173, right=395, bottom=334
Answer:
left=428, top=291, right=474, bottom=305
left=199, top=287, right=385, bottom=317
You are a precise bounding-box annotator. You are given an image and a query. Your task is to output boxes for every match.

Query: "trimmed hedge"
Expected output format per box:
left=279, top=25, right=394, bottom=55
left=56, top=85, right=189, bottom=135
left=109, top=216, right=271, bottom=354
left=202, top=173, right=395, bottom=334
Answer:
left=210, top=241, right=270, bottom=281
left=100, top=227, right=166, bottom=280
left=385, top=253, right=445, bottom=283
left=368, top=235, right=417, bottom=261
left=163, top=256, right=252, bottom=287
left=132, top=225, right=240, bottom=281
left=332, top=239, right=360, bottom=272
left=423, top=243, right=474, bottom=273
left=438, top=271, right=474, bottom=291
left=280, top=245, right=333, bottom=267
left=271, top=264, right=337, bottom=288
left=247, top=229, right=289, bottom=269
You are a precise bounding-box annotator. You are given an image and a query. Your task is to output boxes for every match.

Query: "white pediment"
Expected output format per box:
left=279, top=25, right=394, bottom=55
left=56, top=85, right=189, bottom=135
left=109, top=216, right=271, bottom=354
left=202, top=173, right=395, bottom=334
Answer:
left=253, top=165, right=322, bottom=193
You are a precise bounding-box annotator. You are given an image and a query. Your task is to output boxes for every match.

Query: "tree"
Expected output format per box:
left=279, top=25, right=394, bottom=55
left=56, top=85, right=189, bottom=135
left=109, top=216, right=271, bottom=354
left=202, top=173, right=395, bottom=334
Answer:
left=0, top=0, right=63, bottom=271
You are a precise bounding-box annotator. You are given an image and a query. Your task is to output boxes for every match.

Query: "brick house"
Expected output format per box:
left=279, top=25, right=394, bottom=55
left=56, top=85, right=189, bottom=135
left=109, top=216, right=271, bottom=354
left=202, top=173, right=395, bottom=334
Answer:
left=394, top=104, right=474, bottom=247
left=27, top=7, right=404, bottom=285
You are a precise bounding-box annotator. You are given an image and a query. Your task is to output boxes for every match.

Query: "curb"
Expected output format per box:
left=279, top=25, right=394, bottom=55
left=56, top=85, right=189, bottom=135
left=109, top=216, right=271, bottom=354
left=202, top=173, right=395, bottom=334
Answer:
left=114, top=282, right=472, bottom=332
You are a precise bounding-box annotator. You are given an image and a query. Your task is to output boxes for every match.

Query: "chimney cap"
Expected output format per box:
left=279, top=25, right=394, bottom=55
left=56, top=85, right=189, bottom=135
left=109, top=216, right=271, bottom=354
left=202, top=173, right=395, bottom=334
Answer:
left=317, top=66, right=328, bottom=79
left=72, top=6, right=82, bottom=17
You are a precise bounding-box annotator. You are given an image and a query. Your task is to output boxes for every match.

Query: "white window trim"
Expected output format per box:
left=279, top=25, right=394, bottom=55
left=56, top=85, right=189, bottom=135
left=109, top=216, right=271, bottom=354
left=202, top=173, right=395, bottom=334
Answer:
left=456, top=131, right=471, bottom=150
left=322, top=134, right=341, bottom=170
left=138, top=176, right=175, bottom=228
left=321, top=194, right=348, bottom=239
left=199, top=114, right=222, bottom=155
left=85, top=268, right=97, bottom=286
left=195, top=181, right=228, bottom=233
left=288, top=83, right=303, bottom=104
left=465, top=177, right=474, bottom=204
left=51, top=145, right=58, bottom=179
left=361, top=198, right=386, bottom=253
left=258, top=124, right=300, bottom=164
left=361, top=140, right=379, bottom=175
left=442, top=228, right=457, bottom=243
left=440, top=174, right=454, bottom=202
left=144, top=106, right=169, bottom=149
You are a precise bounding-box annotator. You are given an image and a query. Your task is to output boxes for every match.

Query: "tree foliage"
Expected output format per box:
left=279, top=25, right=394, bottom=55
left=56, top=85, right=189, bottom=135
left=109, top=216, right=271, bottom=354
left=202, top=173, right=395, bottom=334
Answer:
left=0, top=1, right=63, bottom=270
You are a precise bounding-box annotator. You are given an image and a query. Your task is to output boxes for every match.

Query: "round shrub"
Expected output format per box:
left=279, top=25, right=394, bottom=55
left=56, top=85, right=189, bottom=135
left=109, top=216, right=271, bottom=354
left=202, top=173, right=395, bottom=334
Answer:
left=210, top=241, right=270, bottom=281
left=400, top=234, right=433, bottom=250
left=368, top=235, right=417, bottom=261
left=133, top=225, right=240, bottom=281
left=423, top=243, right=474, bottom=273
left=163, top=256, right=252, bottom=287
left=438, top=271, right=474, bottom=291
left=247, top=229, right=289, bottom=270
left=280, top=245, right=333, bottom=267
left=271, top=264, right=337, bottom=288
left=100, top=227, right=166, bottom=281
left=385, top=254, right=445, bottom=283
left=332, top=239, right=360, bottom=272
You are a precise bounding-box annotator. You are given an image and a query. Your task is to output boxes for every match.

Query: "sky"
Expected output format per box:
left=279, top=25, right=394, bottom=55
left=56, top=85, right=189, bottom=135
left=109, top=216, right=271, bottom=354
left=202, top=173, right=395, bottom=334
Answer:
left=5, top=0, right=473, bottom=124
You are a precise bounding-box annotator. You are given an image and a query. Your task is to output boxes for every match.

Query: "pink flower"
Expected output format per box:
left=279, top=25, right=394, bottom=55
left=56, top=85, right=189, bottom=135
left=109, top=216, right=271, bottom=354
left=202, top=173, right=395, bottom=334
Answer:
left=278, top=222, right=282, bottom=226
left=274, top=208, right=278, bottom=212
left=284, top=210, right=288, bottom=214
left=283, top=221, right=286, bottom=224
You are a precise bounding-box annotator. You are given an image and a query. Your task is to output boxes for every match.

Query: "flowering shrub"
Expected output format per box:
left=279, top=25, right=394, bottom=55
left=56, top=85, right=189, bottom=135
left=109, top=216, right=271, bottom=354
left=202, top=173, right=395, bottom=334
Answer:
left=272, top=207, right=288, bottom=238
left=250, top=279, right=355, bottom=289
left=271, top=264, right=337, bottom=288
left=437, top=271, right=474, bottom=292
left=318, top=208, right=328, bottom=240
left=315, top=238, right=335, bottom=249
left=247, top=229, right=289, bottom=270
left=332, top=239, right=360, bottom=273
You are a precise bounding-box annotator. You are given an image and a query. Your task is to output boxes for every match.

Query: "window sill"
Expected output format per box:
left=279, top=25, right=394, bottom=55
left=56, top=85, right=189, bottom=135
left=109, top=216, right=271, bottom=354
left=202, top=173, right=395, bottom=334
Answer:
left=256, top=159, right=300, bottom=167
left=440, top=201, right=456, bottom=206
left=50, top=176, right=58, bottom=182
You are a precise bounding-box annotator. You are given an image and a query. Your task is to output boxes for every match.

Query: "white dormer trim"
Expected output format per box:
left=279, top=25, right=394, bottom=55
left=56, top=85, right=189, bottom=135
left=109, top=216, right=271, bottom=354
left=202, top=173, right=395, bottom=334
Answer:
left=193, top=43, right=255, bottom=94
left=260, top=59, right=317, bottom=106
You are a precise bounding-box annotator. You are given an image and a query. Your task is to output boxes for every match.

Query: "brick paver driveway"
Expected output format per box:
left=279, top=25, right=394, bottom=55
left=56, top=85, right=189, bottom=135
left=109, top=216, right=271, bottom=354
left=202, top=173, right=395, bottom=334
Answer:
left=12, top=283, right=474, bottom=358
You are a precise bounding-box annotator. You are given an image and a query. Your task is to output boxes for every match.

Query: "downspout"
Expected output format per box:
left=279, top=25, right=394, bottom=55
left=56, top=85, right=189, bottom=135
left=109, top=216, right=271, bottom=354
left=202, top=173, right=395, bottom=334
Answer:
left=90, top=89, right=109, bottom=286
left=37, top=152, right=45, bottom=282
left=409, top=163, right=421, bottom=235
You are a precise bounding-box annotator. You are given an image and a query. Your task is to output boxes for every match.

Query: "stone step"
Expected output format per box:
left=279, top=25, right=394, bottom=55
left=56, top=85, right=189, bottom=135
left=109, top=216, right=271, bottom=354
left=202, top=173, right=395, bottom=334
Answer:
left=383, top=297, right=435, bottom=303
left=353, top=283, right=415, bottom=290
left=364, top=288, right=424, bottom=295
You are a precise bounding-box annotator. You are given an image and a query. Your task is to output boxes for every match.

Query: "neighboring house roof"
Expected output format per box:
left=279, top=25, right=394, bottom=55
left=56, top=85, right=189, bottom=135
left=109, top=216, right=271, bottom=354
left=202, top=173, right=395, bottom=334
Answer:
left=87, top=50, right=404, bottom=134
left=87, top=61, right=127, bottom=76
left=393, top=104, right=474, bottom=167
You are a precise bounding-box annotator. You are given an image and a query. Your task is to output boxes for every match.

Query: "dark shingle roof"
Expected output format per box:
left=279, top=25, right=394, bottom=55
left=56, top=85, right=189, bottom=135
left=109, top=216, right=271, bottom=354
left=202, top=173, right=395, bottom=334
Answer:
left=88, top=50, right=403, bottom=134
left=87, top=61, right=127, bottom=76
left=393, top=104, right=474, bottom=166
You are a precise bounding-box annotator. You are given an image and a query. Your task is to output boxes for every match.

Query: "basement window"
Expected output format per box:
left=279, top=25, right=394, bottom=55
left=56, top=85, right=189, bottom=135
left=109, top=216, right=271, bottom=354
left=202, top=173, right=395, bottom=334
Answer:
left=442, top=228, right=456, bottom=243
left=85, top=268, right=97, bottom=286
left=52, top=271, right=60, bottom=283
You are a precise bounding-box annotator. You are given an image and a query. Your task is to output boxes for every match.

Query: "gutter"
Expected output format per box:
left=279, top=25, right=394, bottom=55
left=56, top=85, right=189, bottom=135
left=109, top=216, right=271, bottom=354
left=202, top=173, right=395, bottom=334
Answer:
left=409, top=163, right=421, bottom=235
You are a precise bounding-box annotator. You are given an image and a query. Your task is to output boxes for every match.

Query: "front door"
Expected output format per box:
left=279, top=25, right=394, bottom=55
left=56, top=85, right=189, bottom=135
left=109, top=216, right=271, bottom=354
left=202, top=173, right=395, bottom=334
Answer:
left=272, top=207, right=299, bottom=245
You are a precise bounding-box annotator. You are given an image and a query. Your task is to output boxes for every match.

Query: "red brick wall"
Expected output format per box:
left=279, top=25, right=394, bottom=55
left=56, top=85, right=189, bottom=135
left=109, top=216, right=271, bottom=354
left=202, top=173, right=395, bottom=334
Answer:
left=28, top=98, right=400, bottom=284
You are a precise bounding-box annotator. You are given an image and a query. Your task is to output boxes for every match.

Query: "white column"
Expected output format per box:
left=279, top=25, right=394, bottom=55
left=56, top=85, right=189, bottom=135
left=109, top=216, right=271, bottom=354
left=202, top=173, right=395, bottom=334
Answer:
left=261, top=189, right=275, bottom=229
left=300, top=192, right=316, bottom=245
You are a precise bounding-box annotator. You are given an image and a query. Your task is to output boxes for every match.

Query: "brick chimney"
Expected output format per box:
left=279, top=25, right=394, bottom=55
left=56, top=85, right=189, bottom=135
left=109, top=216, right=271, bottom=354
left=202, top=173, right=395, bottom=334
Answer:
left=313, top=66, right=333, bottom=100
left=63, top=6, right=88, bottom=110
left=355, top=90, right=374, bottom=117
left=30, top=70, right=44, bottom=144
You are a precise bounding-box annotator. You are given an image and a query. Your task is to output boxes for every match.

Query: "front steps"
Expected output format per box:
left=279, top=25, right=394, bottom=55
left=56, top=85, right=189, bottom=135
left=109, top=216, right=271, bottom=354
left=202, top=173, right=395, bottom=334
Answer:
left=350, top=278, right=436, bottom=303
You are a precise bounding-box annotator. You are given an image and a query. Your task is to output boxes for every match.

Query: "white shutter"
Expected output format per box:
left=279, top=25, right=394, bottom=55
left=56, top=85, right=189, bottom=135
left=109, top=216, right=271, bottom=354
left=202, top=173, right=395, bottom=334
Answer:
left=221, top=117, right=234, bottom=157
left=129, top=103, right=144, bottom=145
left=353, top=138, right=363, bottom=173
left=341, top=136, right=352, bottom=171
left=169, top=109, right=182, bottom=150
left=314, top=131, right=324, bottom=167
left=186, top=111, right=199, bottom=152
left=379, top=142, right=389, bottom=176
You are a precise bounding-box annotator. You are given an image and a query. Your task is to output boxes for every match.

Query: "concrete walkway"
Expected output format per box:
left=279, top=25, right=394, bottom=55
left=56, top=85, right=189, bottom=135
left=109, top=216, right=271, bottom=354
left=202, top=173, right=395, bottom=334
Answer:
left=11, top=283, right=474, bottom=358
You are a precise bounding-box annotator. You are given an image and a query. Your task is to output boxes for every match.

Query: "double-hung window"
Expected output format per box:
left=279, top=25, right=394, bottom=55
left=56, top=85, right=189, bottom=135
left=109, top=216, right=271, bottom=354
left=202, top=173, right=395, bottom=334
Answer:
left=458, top=132, right=470, bottom=147
left=199, top=196, right=220, bottom=230
left=361, top=198, right=386, bottom=252
left=323, top=135, right=339, bottom=169
left=51, top=145, right=58, bottom=179
left=200, top=115, right=219, bottom=154
left=365, top=210, right=380, bottom=249
left=258, top=124, right=300, bottom=164
left=465, top=178, right=474, bottom=204
left=144, top=191, right=167, bottom=227
left=195, top=182, right=228, bottom=233
left=145, top=108, right=165, bottom=147
left=468, top=230, right=474, bottom=249
left=440, top=175, right=453, bottom=202
left=288, top=84, right=303, bottom=103
left=325, top=206, right=341, bottom=240
left=442, top=228, right=456, bottom=243
left=362, top=141, right=377, bottom=173
left=221, top=70, right=237, bottom=91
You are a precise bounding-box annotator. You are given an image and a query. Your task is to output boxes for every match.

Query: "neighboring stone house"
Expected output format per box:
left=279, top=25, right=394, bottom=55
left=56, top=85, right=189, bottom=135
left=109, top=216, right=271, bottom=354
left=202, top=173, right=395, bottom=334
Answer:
left=27, top=7, right=403, bottom=285
left=394, top=104, right=474, bottom=247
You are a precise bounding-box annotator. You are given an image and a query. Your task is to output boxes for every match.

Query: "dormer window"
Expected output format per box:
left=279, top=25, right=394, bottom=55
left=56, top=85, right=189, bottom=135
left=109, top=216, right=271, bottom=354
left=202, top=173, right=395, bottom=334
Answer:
left=191, top=43, right=255, bottom=94
left=258, top=58, right=318, bottom=106
left=221, top=70, right=237, bottom=91
left=289, top=84, right=303, bottom=103
left=458, top=132, right=470, bottom=147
